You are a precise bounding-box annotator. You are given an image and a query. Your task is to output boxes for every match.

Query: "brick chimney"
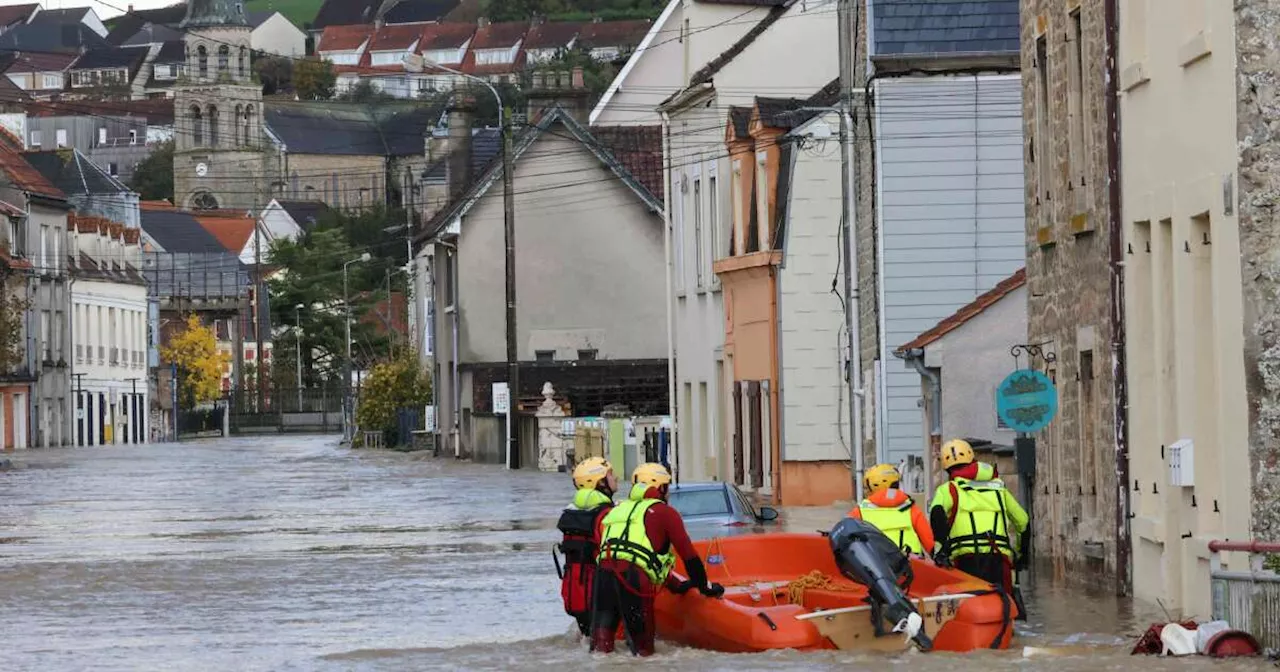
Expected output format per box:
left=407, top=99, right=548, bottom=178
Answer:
left=526, top=66, right=591, bottom=125
left=423, top=94, right=476, bottom=221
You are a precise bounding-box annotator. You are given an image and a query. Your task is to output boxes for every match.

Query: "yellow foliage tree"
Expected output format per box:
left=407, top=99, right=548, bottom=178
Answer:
left=161, top=314, right=229, bottom=409
left=356, top=352, right=432, bottom=445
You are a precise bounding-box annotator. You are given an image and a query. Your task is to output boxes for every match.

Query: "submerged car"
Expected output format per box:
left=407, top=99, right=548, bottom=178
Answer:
left=666, top=481, right=780, bottom=539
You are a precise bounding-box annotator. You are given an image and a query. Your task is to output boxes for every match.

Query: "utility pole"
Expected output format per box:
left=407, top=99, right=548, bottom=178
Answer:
left=253, top=201, right=265, bottom=415
left=502, top=103, right=519, bottom=471
left=837, top=0, right=865, bottom=502
left=73, top=372, right=86, bottom=446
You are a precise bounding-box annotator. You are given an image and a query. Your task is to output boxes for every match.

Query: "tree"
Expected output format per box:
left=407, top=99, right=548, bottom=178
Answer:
left=162, top=314, right=229, bottom=409
left=337, top=79, right=397, bottom=104
left=0, top=275, right=27, bottom=374
left=294, top=58, right=336, bottom=100
left=355, top=352, right=432, bottom=443
left=130, top=140, right=174, bottom=202
left=255, top=55, right=293, bottom=95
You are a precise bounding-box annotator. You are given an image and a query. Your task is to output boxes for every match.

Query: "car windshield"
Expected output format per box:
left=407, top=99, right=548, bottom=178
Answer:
left=668, top=488, right=731, bottom=517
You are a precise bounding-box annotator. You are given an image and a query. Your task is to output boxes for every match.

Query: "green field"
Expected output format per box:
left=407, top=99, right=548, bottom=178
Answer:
left=245, top=0, right=325, bottom=30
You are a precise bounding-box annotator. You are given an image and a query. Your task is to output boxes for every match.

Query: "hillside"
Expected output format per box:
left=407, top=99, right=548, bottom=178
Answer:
left=244, top=0, right=324, bottom=30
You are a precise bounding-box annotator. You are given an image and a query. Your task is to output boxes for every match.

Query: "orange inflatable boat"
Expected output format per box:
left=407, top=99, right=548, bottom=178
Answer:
left=655, top=533, right=1017, bottom=653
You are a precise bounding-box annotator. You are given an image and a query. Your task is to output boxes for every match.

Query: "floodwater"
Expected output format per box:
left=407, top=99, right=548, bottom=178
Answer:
left=0, top=436, right=1268, bottom=671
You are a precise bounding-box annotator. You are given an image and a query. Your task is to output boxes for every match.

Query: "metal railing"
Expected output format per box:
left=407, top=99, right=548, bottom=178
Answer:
left=1209, top=539, right=1280, bottom=650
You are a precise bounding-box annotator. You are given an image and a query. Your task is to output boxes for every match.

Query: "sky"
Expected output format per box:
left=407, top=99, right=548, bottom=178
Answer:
left=0, top=0, right=178, bottom=20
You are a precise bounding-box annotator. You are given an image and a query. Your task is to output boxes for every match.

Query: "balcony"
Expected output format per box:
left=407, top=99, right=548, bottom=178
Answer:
left=75, top=344, right=83, bottom=364
left=110, top=347, right=118, bottom=365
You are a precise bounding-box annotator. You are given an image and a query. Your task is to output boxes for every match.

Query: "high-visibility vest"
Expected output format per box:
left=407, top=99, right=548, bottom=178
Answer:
left=858, top=498, right=924, bottom=555
left=947, top=478, right=1017, bottom=560
left=597, top=498, right=676, bottom=585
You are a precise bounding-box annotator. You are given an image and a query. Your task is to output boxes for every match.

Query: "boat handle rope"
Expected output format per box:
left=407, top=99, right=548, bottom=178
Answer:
left=757, top=612, right=778, bottom=631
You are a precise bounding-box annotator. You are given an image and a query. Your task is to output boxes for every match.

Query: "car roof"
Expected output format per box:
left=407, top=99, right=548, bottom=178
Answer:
left=669, top=482, right=728, bottom=492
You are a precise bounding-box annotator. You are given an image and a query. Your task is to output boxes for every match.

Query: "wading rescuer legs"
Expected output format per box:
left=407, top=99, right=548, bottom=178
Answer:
left=590, top=463, right=725, bottom=656
left=555, top=458, right=618, bottom=636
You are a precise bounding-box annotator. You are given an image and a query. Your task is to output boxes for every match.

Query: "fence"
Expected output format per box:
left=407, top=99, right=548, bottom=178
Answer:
left=177, top=406, right=224, bottom=437
left=226, top=386, right=349, bottom=434
left=1209, top=540, right=1280, bottom=650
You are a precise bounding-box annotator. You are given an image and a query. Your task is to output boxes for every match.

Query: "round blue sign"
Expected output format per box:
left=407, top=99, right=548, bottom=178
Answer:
left=996, top=369, right=1058, bottom=433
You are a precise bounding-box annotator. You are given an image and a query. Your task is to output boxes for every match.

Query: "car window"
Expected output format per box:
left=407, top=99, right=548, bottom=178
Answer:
left=668, top=489, right=731, bottom=516
left=733, top=488, right=757, bottom=517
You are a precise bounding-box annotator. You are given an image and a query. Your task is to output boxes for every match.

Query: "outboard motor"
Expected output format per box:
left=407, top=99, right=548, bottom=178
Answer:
left=828, top=518, right=933, bottom=651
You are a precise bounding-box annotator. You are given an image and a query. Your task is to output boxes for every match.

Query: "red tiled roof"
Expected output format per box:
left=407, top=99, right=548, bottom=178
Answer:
left=471, top=21, right=528, bottom=49
left=368, top=23, right=424, bottom=51
left=418, top=22, right=475, bottom=50
left=3, top=51, right=76, bottom=73
left=195, top=213, right=255, bottom=254
left=577, top=20, right=650, bottom=49
left=524, top=21, right=581, bottom=49
left=140, top=199, right=175, bottom=210
left=319, top=24, right=373, bottom=52
left=592, top=125, right=664, bottom=203
left=0, top=198, right=24, bottom=217
left=894, top=268, right=1027, bottom=354
left=0, top=143, right=64, bottom=201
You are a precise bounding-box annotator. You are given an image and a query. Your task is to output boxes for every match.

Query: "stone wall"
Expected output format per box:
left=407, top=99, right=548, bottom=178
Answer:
left=852, top=0, right=879, bottom=469
left=1019, top=0, right=1121, bottom=581
left=1235, top=0, right=1280, bottom=545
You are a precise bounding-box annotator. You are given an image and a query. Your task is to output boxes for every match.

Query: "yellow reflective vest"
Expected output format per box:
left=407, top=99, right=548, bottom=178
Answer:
left=597, top=498, right=677, bottom=585
left=946, top=477, right=1019, bottom=560
left=858, top=498, right=924, bottom=555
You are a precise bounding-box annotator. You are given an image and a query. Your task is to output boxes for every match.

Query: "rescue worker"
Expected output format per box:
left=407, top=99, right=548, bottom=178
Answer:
left=591, top=462, right=725, bottom=656
left=929, top=439, right=1030, bottom=595
left=847, top=463, right=935, bottom=557
left=555, top=457, right=617, bottom=637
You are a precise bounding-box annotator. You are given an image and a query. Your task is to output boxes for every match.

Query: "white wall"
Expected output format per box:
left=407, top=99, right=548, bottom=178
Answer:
left=875, top=74, right=1026, bottom=466
left=72, top=278, right=149, bottom=445
left=252, top=13, right=307, bottom=57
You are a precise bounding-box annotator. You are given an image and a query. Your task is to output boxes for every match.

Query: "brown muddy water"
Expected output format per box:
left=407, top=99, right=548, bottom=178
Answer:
left=0, top=436, right=1269, bottom=671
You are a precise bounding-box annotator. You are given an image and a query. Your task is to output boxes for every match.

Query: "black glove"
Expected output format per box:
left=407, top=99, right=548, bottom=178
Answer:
left=670, top=579, right=695, bottom=595
left=932, top=550, right=951, bottom=567
left=699, top=582, right=725, bottom=598
left=1014, top=552, right=1029, bottom=572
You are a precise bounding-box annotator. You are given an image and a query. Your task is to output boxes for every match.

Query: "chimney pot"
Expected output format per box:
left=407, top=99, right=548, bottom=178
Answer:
left=571, top=66, right=584, bottom=89
left=128, top=4, right=134, bottom=11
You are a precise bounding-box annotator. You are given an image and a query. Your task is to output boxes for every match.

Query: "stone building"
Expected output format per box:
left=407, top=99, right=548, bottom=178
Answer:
left=1020, top=0, right=1125, bottom=590
left=171, top=0, right=270, bottom=212
left=1117, top=0, right=1280, bottom=618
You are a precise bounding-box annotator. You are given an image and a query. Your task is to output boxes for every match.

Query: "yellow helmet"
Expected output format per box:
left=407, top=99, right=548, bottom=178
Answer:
left=940, top=439, right=975, bottom=470
left=572, top=457, right=613, bottom=490
left=632, top=462, right=672, bottom=489
left=863, top=463, right=901, bottom=495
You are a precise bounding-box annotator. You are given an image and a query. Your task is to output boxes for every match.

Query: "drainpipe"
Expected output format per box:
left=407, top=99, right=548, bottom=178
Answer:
left=660, top=109, right=679, bottom=482
left=1104, top=0, right=1131, bottom=597
left=897, top=347, right=938, bottom=497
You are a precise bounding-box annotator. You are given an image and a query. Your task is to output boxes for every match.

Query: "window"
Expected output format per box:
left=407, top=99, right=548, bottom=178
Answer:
left=667, top=488, right=731, bottom=516
left=40, top=223, right=48, bottom=272
left=238, top=46, right=247, bottom=77
left=189, top=105, right=203, bottom=146
left=1034, top=35, right=1050, bottom=209
left=50, top=222, right=58, bottom=274
left=197, top=45, right=208, bottom=78
left=535, top=350, right=555, bottom=362
left=1079, top=349, right=1097, bottom=515
left=693, top=170, right=704, bottom=288
left=55, top=129, right=67, bottom=148
left=7, top=217, right=19, bottom=256
left=41, top=74, right=61, bottom=89
left=475, top=48, right=514, bottom=65
left=41, top=310, right=50, bottom=360
left=129, top=129, right=137, bottom=145
left=754, top=150, right=769, bottom=250
left=422, top=48, right=459, bottom=64
left=243, top=105, right=254, bottom=147
left=577, top=349, right=597, bottom=361
left=30, top=130, right=41, bottom=148
left=709, top=171, right=720, bottom=273
left=1067, top=9, right=1086, bottom=195
left=233, top=104, right=243, bottom=145
left=54, top=311, right=63, bottom=359
left=108, top=163, right=118, bottom=177
left=98, top=128, right=107, bottom=145
left=218, top=45, right=230, bottom=74
left=208, top=105, right=219, bottom=146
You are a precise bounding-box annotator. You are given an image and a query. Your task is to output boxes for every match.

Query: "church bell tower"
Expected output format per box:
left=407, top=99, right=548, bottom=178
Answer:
left=173, top=0, right=268, bottom=211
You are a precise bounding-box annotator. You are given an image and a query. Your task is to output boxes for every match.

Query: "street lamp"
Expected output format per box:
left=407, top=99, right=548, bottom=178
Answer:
left=342, top=252, right=372, bottom=443
left=294, top=303, right=304, bottom=412
left=405, top=53, right=519, bottom=469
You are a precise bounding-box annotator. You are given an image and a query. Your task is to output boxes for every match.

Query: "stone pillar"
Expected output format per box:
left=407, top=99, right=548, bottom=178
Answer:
left=536, top=382, right=567, bottom=472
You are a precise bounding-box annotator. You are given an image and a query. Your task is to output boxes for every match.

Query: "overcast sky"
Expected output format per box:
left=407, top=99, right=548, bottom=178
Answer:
left=0, top=0, right=178, bottom=20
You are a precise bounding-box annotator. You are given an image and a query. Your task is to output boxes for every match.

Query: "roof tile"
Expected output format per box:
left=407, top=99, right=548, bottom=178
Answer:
left=418, top=22, right=475, bottom=50
left=872, top=0, right=1020, bottom=57
left=523, top=21, right=581, bottom=50
left=576, top=20, right=650, bottom=49
left=196, top=213, right=255, bottom=255
left=0, top=143, right=65, bottom=201
left=894, top=267, right=1026, bottom=354
left=471, top=21, right=528, bottom=49
left=591, top=125, right=663, bottom=202
left=319, top=24, right=373, bottom=52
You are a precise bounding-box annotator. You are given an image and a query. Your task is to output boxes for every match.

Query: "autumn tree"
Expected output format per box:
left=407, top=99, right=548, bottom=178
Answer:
left=162, top=314, right=229, bottom=409
left=130, top=140, right=174, bottom=202
left=355, top=352, right=432, bottom=444
left=294, top=58, right=336, bottom=100
left=0, top=275, right=27, bottom=374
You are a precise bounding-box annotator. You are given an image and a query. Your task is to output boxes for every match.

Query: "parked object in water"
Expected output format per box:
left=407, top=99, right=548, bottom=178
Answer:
left=665, top=482, right=780, bottom=540
left=653, top=532, right=1016, bottom=653
left=1130, top=620, right=1261, bottom=659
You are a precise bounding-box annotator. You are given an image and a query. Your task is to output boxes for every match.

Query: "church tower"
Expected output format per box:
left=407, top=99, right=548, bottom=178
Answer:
left=173, top=0, right=268, bottom=211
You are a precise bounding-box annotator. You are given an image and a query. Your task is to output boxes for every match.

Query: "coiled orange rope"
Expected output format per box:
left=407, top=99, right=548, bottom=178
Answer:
left=786, top=570, right=860, bottom=606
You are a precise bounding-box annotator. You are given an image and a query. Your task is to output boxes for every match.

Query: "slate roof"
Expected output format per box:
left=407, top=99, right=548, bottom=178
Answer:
left=698, top=0, right=789, bottom=5
left=871, top=0, right=1020, bottom=57
left=383, top=0, right=462, bottom=24
left=263, top=101, right=446, bottom=157
left=246, top=10, right=278, bottom=28
left=120, top=21, right=184, bottom=46
left=275, top=199, right=331, bottom=228
left=0, top=143, right=66, bottom=201
left=24, top=149, right=131, bottom=197
left=33, top=8, right=93, bottom=24
left=894, top=267, right=1027, bottom=354
left=688, top=5, right=786, bottom=86
left=523, top=21, right=581, bottom=50
left=105, top=3, right=187, bottom=45
left=0, top=3, right=37, bottom=28
left=71, top=46, right=149, bottom=71
left=577, top=20, right=650, bottom=49
left=312, top=0, right=381, bottom=31
left=0, top=18, right=109, bottom=52
left=154, top=39, right=186, bottom=62
left=418, top=22, right=475, bottom=50
left=26, top=98, right=176, bottom=125
left=319, top=24, right=372, bottom=52
left=728, top=106, right=751, bottom=139
left=0, top=70, right=29, bottom=104
left=140, top=207, right=231, bottom=254
left=423, top=126, right=503, bottom=182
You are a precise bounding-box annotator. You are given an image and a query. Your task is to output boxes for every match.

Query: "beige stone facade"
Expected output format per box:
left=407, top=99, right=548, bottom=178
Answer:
left=280, top=154, right=388, bottom=211
left=1020, top=0, right=1122, bottom=588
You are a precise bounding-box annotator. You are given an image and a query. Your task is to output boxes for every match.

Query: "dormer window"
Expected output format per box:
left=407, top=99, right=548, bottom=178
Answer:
left=475, top=46, right=516, bottom=65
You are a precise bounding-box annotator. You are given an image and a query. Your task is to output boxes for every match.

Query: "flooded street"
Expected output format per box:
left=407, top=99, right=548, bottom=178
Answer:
left=0, top=436, right=1266, bottom=671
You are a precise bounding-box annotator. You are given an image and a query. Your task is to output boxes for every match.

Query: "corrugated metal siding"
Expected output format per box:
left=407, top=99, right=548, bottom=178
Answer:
left=876, top=74, right=1024, bottom=464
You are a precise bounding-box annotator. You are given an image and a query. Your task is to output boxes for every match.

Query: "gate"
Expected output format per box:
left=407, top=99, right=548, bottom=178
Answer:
left=1209, top=539, right=1280, bottom=650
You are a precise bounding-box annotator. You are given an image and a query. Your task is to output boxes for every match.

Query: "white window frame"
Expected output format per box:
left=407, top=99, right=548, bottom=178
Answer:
left=708, top=163, right=720, bottom=288
left=41, top=73, right=61, bottom=89
left=693, top=164, right=703, bottom=289
left=30, top=129, right=41, bottom=148
left=98, top=127, right=107, bottom=145
left=673, top=170, right=686, bottom=294
left=56, top=129, right=67, bottom=148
